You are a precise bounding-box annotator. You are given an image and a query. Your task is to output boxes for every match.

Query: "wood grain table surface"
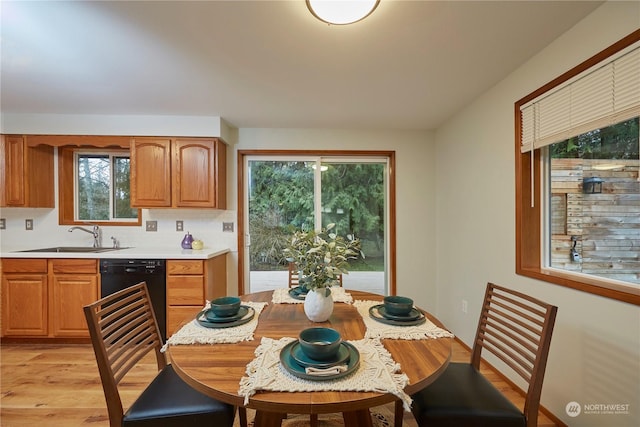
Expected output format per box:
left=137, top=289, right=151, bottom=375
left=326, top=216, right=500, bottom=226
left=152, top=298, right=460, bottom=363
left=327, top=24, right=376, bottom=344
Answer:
left=168, top=290, right=452, bottom=427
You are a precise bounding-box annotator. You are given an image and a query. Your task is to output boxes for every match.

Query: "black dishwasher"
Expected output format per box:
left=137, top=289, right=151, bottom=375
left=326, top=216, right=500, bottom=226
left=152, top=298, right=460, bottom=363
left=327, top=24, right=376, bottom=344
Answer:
left=99, top=259, right=166, bottom=340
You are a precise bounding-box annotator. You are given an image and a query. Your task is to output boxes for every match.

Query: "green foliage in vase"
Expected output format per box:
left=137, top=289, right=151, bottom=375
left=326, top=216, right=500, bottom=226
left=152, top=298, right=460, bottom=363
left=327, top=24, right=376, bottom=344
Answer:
left=284, top=224, right=363, bottom=296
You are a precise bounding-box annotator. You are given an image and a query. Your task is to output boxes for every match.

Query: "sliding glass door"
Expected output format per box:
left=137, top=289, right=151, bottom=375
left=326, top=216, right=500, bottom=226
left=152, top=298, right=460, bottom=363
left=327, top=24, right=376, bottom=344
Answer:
left=244, top=155, right=388, bottom=295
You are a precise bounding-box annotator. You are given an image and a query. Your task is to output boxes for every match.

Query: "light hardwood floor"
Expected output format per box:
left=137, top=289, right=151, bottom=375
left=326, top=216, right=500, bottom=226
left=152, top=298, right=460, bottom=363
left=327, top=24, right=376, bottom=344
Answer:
left=0, top=339, right=562, bottom=426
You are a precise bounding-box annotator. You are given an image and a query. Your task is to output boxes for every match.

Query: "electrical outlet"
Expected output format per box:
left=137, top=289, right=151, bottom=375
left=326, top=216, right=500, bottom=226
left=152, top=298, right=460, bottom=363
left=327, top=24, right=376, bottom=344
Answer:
left=0, top=218, right=5, bottom=230
left=223, top=222, right=234, bottom=232
left=25, top=219, right=33, bottom=230
left=176, top=220, right=184, bottom=232
left=146, top=220, right=158, bottom=232
left=461, top=300, right=468, bottom=314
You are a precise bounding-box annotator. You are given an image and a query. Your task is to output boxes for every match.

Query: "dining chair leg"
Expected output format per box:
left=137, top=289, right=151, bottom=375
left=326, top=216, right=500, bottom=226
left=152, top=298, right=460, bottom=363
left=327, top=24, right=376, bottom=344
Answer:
left=310, top=413, right=318, bottom=427
left=238, top=407, right=248, bottom=427
left=394, top=399, right=404, bottom=427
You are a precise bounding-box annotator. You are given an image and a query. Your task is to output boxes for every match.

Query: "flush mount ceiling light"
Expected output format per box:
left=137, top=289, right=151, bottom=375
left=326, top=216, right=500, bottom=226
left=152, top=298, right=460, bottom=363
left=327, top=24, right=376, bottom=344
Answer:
left=306, top=0, right=380, bottom=25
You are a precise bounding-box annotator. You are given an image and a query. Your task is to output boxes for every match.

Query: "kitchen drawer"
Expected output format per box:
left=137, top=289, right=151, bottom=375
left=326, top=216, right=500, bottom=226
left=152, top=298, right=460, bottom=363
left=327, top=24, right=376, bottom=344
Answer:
left=167, top=276, right=204, bottom=305
left=51, top=259, right=98, bottom=274
left=2, top=258, right=48, bottom=273
left=167, top=260, right=203, bottom=275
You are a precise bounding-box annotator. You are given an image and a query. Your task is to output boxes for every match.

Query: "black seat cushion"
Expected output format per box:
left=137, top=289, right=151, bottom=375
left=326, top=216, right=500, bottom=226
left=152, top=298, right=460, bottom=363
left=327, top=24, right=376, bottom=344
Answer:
left=410, top=363, right=526, bottom=427
left=123, top=364, right=235, bottom=427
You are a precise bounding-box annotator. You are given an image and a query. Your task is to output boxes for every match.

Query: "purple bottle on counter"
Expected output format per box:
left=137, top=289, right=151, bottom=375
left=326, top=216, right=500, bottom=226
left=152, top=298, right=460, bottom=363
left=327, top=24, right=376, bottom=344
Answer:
left=181, top=232, right=194, bottom=249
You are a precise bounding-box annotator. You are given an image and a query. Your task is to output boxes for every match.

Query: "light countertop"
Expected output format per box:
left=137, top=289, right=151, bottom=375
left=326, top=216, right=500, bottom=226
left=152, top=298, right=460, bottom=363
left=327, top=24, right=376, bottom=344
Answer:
left=0, top=246, right=230, bottom=260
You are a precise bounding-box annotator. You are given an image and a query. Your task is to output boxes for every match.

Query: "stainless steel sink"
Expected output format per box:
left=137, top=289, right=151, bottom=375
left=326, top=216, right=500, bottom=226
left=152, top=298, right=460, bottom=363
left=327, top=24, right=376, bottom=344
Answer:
left=17, top=247, right=129, bottom=253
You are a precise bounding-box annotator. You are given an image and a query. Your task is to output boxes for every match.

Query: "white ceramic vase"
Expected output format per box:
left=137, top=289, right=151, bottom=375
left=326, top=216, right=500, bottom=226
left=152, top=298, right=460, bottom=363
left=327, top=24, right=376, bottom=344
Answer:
left=304, top=288, right=334, bottom=322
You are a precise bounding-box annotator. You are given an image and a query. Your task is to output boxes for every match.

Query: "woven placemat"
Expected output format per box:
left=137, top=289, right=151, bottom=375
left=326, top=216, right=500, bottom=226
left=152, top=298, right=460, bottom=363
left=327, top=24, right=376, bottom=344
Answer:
left=161, top=301, right=267, bottom=351
left=353, top=300, right=454, bottom=340
left=238, top=336, right=412, bottom=411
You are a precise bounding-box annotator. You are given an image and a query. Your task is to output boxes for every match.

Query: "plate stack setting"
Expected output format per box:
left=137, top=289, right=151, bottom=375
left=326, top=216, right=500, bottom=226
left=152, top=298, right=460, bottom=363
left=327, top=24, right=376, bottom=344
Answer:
left=280, top=327, right=360, bottom=380
left=197, top=296, right=255, bottom=329
left=369, top=296, right=426, bottom=326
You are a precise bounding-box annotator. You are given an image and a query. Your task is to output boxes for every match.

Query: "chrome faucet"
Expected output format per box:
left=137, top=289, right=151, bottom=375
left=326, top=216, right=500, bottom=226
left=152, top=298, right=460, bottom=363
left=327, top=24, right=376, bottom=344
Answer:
left=68, top=225, right=101, bottom=248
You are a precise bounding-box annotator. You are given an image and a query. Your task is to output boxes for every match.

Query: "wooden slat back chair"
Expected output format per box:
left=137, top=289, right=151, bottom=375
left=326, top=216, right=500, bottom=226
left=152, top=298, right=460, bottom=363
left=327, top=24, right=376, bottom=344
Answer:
left=410, top=282, right=557, bottom=427
left=288, top=262, right=343, bottom=288
left=84, top=282, right=238, bottom=427
left=288, top=262, right=300, bottom=288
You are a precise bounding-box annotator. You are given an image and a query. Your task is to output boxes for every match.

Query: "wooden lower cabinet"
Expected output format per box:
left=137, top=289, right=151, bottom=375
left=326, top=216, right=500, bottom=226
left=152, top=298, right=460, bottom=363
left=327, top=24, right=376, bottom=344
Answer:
left=1, top=258, right=98, bottom=338
left=1, top=259, right=49, bottom=336
left=2, top=273, right=49, bottom=336
left=166, top=256, right=227, bottom=337
left=49, top=259, right=99, bottom=338
left=50, top=274, right=98, bottom=337
left=2, top=255, right=227, bottom=339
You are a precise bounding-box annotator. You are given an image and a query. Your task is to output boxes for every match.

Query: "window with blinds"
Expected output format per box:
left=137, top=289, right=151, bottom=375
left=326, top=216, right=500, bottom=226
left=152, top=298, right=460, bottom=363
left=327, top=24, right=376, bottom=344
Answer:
left=515, top=30, right=640, bottom=305
left=520, top=42, right=640, bottom=153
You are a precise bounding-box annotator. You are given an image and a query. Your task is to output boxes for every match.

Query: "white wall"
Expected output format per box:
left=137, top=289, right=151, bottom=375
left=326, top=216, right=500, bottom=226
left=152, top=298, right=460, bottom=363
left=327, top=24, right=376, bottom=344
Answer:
left=434, top=2, right=640, bottom=426
left=0, top=113, right=225, bottom=137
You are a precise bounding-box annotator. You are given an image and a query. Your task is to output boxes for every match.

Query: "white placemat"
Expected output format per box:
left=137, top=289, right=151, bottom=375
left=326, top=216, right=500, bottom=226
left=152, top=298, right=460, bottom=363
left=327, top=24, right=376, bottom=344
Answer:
left=161, top=301, right=267, bottom=351
left=353, top=300, right=454, bottom=340
left=272, top=287, right=353, bottom=304
left=238, top=336, right=412, bottom=411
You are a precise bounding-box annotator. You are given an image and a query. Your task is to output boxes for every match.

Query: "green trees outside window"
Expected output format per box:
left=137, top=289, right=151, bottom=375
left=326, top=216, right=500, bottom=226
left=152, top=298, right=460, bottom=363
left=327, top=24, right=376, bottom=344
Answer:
left=248, top=160, right=385, bottom=272
left=76, top=152, right=137, bottom=221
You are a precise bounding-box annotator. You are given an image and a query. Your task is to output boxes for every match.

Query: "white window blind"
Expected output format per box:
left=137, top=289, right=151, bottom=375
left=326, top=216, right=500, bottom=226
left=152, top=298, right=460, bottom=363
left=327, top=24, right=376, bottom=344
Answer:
left=520, top=43, right=640, bottom=153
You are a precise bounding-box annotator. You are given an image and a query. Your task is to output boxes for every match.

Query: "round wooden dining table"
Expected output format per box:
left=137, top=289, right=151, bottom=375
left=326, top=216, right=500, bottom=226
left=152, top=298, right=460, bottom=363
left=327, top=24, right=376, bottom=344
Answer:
left=168, top=290, right=452, bottom=427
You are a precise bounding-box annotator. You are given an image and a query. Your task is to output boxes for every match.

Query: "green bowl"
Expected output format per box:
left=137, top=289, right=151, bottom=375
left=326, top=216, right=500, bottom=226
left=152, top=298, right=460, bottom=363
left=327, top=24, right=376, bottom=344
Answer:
left=383, top=295, right=414, bottom=316
left=298, top=327, right=342, bottom=361
left=210, top=296, right=241, bottom=317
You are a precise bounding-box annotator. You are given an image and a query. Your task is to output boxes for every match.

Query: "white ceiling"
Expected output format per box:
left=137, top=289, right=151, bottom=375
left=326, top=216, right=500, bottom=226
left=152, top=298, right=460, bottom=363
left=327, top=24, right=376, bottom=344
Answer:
left=1, top=1, right=603, bottom=131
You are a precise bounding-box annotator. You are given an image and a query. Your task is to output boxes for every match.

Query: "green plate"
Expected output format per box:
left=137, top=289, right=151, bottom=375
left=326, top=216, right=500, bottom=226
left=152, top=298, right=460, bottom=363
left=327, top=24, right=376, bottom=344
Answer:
left=204, top=305, right=249, bottom=323
left=280, top=340, right=360, bottom=381
left=289, top=340, right=351, bottom=369
left=369, top=304, right=426, bottom=326
left=376, top=305, right=422, bottom=321
left=196, top=306, right=255, bottom=328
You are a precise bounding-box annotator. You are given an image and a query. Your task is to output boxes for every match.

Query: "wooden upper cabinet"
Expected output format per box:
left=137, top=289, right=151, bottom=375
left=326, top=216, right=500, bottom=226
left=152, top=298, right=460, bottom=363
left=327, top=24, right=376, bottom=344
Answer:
left=130, top=137, right=226, bottom=209
left=130, top=138, right=172, bottom=207
left=0, top=135, right=54, bottom=207
left=174, top=138, right=221, bottom=208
